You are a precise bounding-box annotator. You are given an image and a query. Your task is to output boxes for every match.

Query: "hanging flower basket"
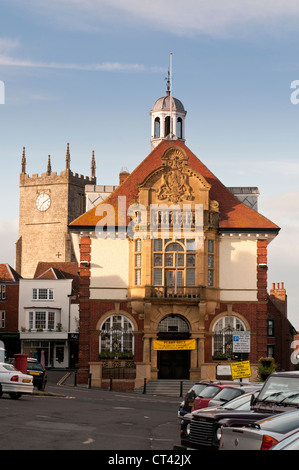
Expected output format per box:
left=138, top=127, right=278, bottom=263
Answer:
left=257, top=357, right=276, bottom=381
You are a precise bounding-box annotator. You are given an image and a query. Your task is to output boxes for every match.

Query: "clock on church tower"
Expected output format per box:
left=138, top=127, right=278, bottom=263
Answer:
left=15, top=144, right=96, bottom=278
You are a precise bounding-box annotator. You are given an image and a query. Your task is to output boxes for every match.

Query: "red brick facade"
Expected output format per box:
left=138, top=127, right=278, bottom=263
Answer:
left=0, top=264, right=22, bottom=358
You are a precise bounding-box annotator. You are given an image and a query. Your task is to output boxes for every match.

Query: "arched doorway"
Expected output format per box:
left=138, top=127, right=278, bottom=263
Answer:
left=157, top=315, right=191, bottom=379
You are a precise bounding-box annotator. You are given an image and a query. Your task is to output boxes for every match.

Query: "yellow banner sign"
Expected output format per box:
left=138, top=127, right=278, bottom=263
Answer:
left=230, top=360, right=252, bottom=380
left=153, top=339, right=196, bottom=351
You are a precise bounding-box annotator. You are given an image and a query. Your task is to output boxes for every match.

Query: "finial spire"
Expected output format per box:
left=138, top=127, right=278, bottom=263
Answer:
left=91, top=150, right=96, bottom=179
left=21, top=147, right=26, bottom=174
left=65, top=142, right=70, bottom=170
left=169, top=52, right=173, bottom=135
left=47, top=155, right=52, bottom=175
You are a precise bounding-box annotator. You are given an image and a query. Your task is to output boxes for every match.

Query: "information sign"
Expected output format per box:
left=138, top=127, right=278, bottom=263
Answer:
left=230, top=360, right=252, bottom=380
left=233, top=331, right=251, bottom=353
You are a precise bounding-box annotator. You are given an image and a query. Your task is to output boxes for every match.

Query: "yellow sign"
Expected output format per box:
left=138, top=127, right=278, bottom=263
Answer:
left=230, top=360, right=252, bottom=380
left=153, top=339, right=196, bottom=351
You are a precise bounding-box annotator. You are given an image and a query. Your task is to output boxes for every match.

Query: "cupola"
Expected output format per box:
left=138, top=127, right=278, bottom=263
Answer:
left=150, top=55, right=187, bottom=150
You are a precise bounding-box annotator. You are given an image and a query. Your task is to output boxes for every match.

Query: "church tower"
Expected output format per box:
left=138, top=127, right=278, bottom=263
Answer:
left=15, top=144, right=96, bottom=278
left=150, top=54, right=187, bottom=150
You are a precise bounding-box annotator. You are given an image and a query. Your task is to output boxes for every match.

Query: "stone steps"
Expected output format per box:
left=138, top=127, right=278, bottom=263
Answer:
left=134, top=379, right=195, bottom=397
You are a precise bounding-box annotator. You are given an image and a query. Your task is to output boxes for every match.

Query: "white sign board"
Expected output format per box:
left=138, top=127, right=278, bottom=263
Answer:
left=232, top=331, right=250, bottom=353
left=217, top=365, right=232, bottom=376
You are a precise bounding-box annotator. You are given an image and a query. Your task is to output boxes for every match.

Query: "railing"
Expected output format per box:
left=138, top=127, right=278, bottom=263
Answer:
left=148, top=285, right=204, bottom=299
left=102, top=367, right=136, bottom=380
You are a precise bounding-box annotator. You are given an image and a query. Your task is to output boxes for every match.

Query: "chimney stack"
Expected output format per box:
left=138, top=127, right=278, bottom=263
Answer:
left=119, top=168, right=130, bottom=186
left=270, top=282, right=287, bottom=316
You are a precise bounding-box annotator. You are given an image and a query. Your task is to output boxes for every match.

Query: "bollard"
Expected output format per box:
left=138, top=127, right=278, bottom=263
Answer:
left=88, top=373, right=92, bottom=389
left=109, top=376, right=113, bottom=391
left=74, top=371, right=77, bottom=387
left=143, top=378, right=147, bottom=394
left=180, top=381, right=183, bottom=397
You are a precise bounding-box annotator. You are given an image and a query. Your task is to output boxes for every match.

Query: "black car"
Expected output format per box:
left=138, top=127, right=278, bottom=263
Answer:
left=179, top=391, right=268, bottom=450
left=27, top=359, right=47, bottom=390
left=178, top=382, right=211, bottom=417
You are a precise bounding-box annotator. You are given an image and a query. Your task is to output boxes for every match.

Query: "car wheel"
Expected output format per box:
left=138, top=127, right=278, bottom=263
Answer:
left=9, top=393, right=22, bottom=399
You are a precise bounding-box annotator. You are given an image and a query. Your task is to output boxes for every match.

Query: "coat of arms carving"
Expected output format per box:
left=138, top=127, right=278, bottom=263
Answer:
left=157, top=147, right=193, bottom=203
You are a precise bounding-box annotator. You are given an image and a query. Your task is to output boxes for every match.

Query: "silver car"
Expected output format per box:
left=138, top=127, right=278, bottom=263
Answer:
left=219, top=410, right=299, bottom=450
left=0, top=362, right=34, bottom=399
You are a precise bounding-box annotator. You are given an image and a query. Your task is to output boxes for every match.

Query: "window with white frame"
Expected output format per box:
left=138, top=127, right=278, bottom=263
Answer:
left=0, top=311, right=5, bottom=328
left=134, top=239, right=142, bottom=286
left=0, top=284, right=6, bottom=300
left=32, top=288, right=54, bottom=301
left=153, top=239, right=196, bottom=288
left=100, top=315, right=134, bottom=357
left=28, top=311, right=56, bottom=330
left=212, top=316, right=246, bottom=359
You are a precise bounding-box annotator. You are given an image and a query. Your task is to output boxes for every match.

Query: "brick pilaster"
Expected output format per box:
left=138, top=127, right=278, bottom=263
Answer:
left=256, top=239, right=268, bottom=358
left=78, top=235, right=91, bottom=383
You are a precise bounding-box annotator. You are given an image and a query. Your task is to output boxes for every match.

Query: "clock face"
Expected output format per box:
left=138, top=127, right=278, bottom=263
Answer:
left=36, top=192, right=51, bottom=212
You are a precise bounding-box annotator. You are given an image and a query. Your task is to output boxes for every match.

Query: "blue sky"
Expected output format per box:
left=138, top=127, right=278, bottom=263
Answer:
left=0, top=0, right=299, bottom=328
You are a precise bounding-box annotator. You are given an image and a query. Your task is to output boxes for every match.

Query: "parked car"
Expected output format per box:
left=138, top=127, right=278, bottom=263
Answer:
left=207, top=384, right=262, bottom=408
left=0, top=362, right=34, bottom=399
left=270, top=429, right=299, bottom=450
left=178, top=381, right=212, bottom=417
left=27, top=358, right=47, bottom=390
left=179, top=390, right=264, bottom=449
left=192, top=384, right=246, bottom=411
left=219, top=410, right=299, bottom=450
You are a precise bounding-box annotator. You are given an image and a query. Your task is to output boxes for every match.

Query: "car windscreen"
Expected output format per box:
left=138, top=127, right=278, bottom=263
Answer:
left=198, top=386, right=221, bottom=398
left=27, top=362, right=43, bottom=371
left=0, top=364, right=16, bottom=372
left=223, top=393, right=253, bottom=410
left=188, top=384, right=207, bottom=396
left=257, top=376, right=299, bottom=405
left=212, top=387, right=242, bottom=402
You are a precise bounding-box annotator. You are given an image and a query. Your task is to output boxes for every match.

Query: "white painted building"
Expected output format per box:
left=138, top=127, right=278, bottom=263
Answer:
left=19, top=273, right=79, bottom=368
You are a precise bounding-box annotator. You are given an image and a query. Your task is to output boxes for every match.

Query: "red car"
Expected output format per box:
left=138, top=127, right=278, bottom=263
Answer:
left=192, top=384, right=241, bottom=411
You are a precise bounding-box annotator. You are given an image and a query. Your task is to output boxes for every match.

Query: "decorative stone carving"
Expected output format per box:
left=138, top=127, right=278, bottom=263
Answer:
left=157, top=147, right=193, bottom=203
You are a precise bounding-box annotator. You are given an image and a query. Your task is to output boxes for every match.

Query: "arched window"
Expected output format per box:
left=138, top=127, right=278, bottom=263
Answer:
left=212, top=316, right=246, bottom=360
left=158, top=315, right=190, bottom=333
left=153, top=239, right=196, bottom=289
left=154, top=117, right=160, bottom=138
left=100, top=315, right=134, bottom=357
left=177, top=117, right=182, bottom=139
left=165, top=116, right=171, bottom=136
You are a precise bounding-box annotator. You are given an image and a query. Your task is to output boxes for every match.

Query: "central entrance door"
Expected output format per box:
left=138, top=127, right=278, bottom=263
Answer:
left=157, top=315, right=191, bottom=380
left=158, top=349, right=190, bottom=379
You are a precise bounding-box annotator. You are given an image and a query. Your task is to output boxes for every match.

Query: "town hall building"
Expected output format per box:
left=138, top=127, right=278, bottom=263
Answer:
left=68, top=85, right=295, bottom=389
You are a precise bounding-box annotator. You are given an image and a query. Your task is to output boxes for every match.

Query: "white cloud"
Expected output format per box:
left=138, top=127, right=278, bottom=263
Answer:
left=16, top=0, right=299, bottom=37
left=0, top=36, right=165, bottom=72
